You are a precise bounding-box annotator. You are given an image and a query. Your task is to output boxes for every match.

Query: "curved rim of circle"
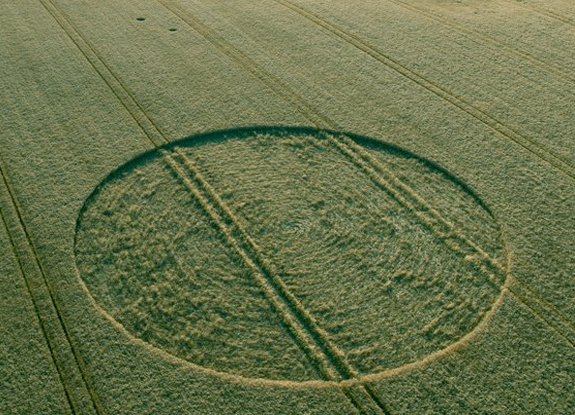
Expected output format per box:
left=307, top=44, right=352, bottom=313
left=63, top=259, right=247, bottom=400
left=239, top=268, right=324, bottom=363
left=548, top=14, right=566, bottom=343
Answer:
left=74, top=125, right=512, bottom=389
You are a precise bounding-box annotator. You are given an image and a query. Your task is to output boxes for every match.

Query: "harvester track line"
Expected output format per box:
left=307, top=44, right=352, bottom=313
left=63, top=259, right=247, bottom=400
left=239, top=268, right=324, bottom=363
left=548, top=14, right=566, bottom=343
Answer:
left=37, top=2, right=558, bottom=414
left=0, top=158, right=100, bottom=415
left=508, top=276, right=575, bottom=348
left=499, top=0, right=575, bottom=29
left=327, top=133, right=506, bottom=276
left=38, top=0, right=167, bottom=147
left=38, top=1, right=380, bottom=411
left=166, top=147, right=393, bottom=414
left=162, top=148, right=343, bottom=381
left=273, top=0, right=575, bottom=182
left=156, top=0, right=335, bottom=129
left=161, top=0, right=507, bottom=287
left=384, top=0, right=575, bottom=85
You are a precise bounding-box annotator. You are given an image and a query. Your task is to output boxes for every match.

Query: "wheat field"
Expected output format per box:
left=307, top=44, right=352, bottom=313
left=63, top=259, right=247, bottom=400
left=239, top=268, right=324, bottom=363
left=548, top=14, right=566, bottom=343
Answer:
left=1, top=0, right=574, bottom=414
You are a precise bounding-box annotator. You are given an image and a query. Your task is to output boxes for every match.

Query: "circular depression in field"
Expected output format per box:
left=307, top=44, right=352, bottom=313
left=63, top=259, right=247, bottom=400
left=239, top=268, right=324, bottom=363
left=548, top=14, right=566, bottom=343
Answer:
left=75, top=127, right=508, bottom=382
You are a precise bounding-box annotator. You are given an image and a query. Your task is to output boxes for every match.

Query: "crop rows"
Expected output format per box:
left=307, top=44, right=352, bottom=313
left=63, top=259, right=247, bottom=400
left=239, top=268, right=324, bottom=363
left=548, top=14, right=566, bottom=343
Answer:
left=273, top=0, right=575, bottom=180
left=157, top=0, right=506, bottom=280
left=18, top=1, right=575, bottom=414
left=0, top=157, right=102, bottom=414
left=500, top=0, right=575, bottom=28
left=383, top=0, right=575, bottom=85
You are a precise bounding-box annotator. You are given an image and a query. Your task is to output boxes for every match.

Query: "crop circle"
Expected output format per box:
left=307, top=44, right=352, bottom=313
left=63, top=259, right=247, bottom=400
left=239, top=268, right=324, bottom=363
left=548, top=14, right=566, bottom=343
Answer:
left=75, top=127, right=508, bottom=382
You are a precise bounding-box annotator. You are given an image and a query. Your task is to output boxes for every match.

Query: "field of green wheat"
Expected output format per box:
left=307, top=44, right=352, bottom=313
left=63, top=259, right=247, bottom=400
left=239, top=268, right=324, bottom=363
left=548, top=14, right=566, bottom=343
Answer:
left=1, top=0, right=574, bottom=414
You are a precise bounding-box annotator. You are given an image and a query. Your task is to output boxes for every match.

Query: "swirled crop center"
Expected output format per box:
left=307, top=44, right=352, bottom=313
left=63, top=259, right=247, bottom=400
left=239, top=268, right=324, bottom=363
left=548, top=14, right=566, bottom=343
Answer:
left=75, top=128, right=507, bottom=382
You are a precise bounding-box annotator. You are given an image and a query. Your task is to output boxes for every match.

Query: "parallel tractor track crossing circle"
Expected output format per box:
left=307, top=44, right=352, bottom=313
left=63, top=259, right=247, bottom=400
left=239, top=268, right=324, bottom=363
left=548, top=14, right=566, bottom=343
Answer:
left=74, top=127, right=508, bottom=384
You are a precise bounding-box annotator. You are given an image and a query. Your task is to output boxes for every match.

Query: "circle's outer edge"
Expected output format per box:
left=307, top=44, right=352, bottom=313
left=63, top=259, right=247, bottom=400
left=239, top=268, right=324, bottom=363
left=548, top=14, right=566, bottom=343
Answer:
left=74, top=126, right=511, bottom=387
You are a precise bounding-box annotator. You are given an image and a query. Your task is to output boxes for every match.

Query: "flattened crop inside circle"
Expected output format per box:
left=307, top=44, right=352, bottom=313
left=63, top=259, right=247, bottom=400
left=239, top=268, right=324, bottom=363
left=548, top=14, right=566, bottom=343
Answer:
left=75, top=127, right=508, bottom=383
